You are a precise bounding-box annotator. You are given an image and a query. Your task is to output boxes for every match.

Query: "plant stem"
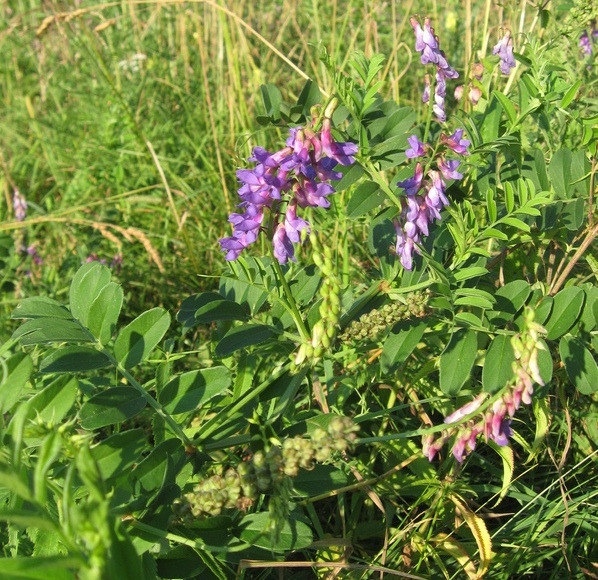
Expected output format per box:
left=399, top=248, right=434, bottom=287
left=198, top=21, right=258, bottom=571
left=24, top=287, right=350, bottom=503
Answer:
left=101, top=349, right=193, bottom=447
left=191, top=363, right=295, bottom=446
left=270, top=253, right=311, bottom=341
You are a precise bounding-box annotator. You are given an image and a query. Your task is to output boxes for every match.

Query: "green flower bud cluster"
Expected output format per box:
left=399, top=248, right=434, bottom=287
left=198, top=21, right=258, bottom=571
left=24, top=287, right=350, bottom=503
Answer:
left=564, top=0, right=598, bottom=33
left=175, top=416, right=359, bottom=519
left=177, top=468, right=243, bottom=519
left=295, top=233, right=342, bottom=366
left=339, top=290, right=429, bottom=342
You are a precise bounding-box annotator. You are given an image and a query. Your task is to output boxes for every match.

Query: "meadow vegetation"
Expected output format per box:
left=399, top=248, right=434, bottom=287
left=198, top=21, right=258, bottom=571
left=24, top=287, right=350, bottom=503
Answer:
left=1, top=0, right=598, bottom=578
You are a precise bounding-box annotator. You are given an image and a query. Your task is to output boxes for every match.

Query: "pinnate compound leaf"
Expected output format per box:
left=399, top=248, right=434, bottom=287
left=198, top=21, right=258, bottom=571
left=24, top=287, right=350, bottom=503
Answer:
left=239, top=512, right=313, bottom=552
left=11, top=297, right=72, bottom=320
left=159, top=366, right=231, bottom=414
left=439, top=329, right=477, bottom=395
left=215, top=324, right=277, bottom=357
left=381, top=320, right=427, bottom=373
left=79, top=386, right=147, bottom=429
left=87, top=282, right=124, bottom=344
left=114, top=308, right=171, bottom=369
left=39, top=346, right=111, bottom=373
left=482, top=334, right=515, bottom=393
left=69, top=262, right=112, bottom=327
left=13, top=318, right=93, bottom=346
left=544, top=286, right=585, bottom=340
left=559, top=336, right=598, bottom=394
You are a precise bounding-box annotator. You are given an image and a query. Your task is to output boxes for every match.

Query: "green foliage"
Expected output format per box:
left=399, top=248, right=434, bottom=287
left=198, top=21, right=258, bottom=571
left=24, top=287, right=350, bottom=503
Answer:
left=1, top=0, right=598, bottom=578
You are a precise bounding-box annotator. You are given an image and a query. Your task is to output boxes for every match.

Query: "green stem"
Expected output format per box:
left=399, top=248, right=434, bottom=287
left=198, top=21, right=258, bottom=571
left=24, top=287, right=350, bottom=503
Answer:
left=126, top=518, right=250, bottom=554
left=360, top=158, right=404, bottom=210
left=100, top=348, right=193, bottom=447
left=191, top=363, right=294, bottom=446
left=270, top=252, right=311, bottom=340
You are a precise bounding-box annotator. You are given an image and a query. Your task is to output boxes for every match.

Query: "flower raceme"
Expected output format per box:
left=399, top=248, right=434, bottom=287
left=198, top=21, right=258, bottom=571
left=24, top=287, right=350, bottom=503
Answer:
left=493, top=29, right=516, bottom=75
left=410, top=16, right=459, bottom=123
left=423, top=311, right=546, bottom=463
left=219, top=118, right=357, bottom=264
left=394, top=129, right=470, bottom=270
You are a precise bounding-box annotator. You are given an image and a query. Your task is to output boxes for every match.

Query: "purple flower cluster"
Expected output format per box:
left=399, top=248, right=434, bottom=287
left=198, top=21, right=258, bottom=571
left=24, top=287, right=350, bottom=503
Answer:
left=410, top=17, right=459, bottom=123
left=219, top=119, right=357, bottom=264
left=24, top=244, right=43, bottom=266
left=13, top=189, right=27, bottom=222
left=493, top=29, right=516, bottom=75
left=393, top=129, right=470, bottom=270
left=579, top=23, right=598, bottom=56
left=423, top=315, right=545, bottom=463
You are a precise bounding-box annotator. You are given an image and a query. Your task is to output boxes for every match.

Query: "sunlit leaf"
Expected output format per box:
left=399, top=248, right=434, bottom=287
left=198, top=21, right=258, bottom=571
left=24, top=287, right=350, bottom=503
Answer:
left=544, top=287, right=584, bottom=340
left=114, top=308, right=171, bottom=369
left=440, top=329, right=477, bottom=395
left=482, top=334, right=515, bottom=393
left=159, top=367, right=231, bottom=414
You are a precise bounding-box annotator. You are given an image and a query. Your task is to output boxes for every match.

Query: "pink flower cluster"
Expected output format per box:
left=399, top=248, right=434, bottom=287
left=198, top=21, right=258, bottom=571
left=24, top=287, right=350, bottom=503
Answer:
left=423, top=315, right=546, bottom=463
left=219, top=119, right=357, bottom=264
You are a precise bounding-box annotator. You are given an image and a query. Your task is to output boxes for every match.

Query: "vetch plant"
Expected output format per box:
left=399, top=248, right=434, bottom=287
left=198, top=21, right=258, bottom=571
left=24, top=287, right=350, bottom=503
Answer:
left=2, top=5, right=598, bottom=580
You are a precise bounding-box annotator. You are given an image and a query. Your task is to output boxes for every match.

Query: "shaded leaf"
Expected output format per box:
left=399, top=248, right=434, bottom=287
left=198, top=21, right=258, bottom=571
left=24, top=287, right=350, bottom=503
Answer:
left=177, top=292, right=247, bottom=329
left=0, top=352, right=33, bottom=414
left=215, top=324, right=277, bottom=357
left=87, top=282, right=124, bottom=345
left=487, top=280, right=531, bottom=326
left=293, top=464, right=348, bottom=497
left=381, top=320, right=427, bottom=373
left=79, top=387, right=147, bottom=429
left=70, top=262, right=112, bottom=327
left=0, top=556, right=77, bottom=579
left=131, top=439, right=185, bottom=494
left=559, top=336, right=598, bottom=394
left=347, top=181, right=386, bottom=218
left=39, top=346, right=111, bottom=373
left=544, top=286, right=584, bottom=340
left=91, top=429, right=147, bottom=482
left=238, top=512, right=313, bottom=552
left=13, top=318, right=92, bottom=346
left=11, top=297, right=72, bottom=320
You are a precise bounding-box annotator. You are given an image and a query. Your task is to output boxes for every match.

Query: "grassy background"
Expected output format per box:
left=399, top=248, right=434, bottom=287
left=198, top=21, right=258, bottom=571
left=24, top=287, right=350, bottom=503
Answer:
left=0, top=0, right=519, bottom=319
left=2, top=2, right=598, bottom=578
